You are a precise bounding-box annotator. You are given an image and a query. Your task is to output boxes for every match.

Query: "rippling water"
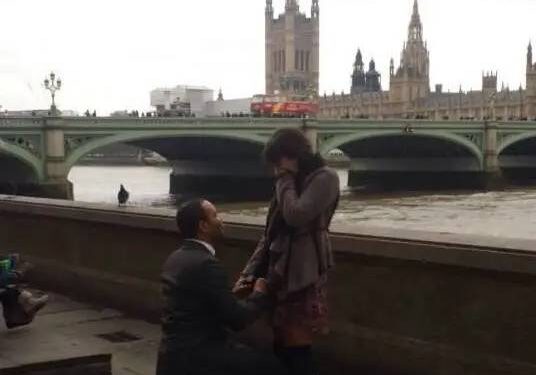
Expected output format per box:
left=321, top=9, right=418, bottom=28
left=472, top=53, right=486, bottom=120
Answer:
left=68, top=166, right=536, bottom=240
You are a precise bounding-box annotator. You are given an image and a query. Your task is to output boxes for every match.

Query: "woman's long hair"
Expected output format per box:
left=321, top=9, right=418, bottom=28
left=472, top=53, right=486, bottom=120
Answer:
left=263, top=128, right=325, bottom=192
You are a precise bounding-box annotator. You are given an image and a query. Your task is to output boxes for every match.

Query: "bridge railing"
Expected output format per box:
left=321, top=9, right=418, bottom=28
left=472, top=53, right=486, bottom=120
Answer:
left=0, top=117, right=45, bottom=128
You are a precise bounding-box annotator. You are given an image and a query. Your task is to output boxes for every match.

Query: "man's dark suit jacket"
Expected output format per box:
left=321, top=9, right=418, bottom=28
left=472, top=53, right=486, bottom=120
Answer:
left=159, top=239, right=267, bottom=350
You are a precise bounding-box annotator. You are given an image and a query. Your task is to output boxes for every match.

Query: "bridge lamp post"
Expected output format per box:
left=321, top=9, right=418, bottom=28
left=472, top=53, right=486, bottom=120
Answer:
left=44, top=72, right=62, bottom=116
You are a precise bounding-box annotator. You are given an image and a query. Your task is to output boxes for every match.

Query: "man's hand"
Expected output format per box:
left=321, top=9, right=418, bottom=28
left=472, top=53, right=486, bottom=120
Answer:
left=232, top=276, right=254, bottom=299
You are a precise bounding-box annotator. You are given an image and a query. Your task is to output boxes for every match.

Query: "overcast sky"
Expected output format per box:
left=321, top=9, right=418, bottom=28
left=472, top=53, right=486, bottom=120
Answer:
left=0, top=0, right=535, bottom=115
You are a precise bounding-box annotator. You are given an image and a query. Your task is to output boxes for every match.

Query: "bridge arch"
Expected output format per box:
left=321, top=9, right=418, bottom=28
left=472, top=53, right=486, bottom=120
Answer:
left=319, top=130, right=484, bottom=165
left=0, top=139, right=44, bottom=181
left=64, top=130, right=269, bottom=171
left=498, top=132, right=536, bottom=155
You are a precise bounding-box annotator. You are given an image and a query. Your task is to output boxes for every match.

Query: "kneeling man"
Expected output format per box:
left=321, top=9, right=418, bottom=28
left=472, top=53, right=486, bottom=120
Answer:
left=157, top=199, right=285, bottom=375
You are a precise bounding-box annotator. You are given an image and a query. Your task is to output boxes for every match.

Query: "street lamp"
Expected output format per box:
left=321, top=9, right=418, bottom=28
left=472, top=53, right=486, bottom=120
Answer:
left=44, top=72, right=62, bottom=115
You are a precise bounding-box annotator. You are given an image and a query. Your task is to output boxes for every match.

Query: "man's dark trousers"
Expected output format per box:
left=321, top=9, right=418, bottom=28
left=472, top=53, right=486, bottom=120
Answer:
left=157, top=338, right=285, bottom=375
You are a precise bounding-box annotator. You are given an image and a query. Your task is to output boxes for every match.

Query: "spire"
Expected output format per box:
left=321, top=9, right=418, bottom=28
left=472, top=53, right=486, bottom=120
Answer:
left=351, top=49, right=366, bottom=95
left=528, top=41, right=533, bottom=70
left=354, top=48, right=364, bottom=70
left=408, top=0, right=423, bottom=42
left=412, top=0, right=420, bottom=22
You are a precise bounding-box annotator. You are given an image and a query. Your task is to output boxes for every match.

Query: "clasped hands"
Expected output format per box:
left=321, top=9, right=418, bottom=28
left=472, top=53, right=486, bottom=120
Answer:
left=232, top=275, right=268, bottom=299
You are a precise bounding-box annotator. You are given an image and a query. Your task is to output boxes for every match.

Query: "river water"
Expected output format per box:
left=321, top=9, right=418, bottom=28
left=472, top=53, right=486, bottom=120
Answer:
left=68, top=166, right=536, bottom=241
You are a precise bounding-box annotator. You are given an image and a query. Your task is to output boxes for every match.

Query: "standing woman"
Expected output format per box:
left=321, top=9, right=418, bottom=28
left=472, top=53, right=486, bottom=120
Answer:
left=234, top=128, right=340, bottom=375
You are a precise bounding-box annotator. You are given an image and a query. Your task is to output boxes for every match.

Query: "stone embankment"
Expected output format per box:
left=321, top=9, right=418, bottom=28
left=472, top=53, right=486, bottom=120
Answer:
left=0, top=195, right=535, bottom=375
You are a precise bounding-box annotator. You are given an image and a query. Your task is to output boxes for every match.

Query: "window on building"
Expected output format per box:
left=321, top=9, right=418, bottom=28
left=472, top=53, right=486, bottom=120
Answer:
left=295, top=50, right=299, bottom=70
left=300, top=50, right=305, bottom=71
left=306, top=51, right=310, bottom=72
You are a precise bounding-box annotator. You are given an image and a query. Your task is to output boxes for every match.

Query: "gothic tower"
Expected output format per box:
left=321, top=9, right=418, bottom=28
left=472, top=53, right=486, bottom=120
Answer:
left=482, top=71, right=498, bottom=99
left=389, top=0, right=430, bottom=109
left=527, top=41, right=532, bottom=72
left=365, top=59, right=382, bottom=92
left=351, top=49, right=366, bottom=94
left=265, top=0, right=320, bottom=96
left=526, top=41, right=536, bottom=118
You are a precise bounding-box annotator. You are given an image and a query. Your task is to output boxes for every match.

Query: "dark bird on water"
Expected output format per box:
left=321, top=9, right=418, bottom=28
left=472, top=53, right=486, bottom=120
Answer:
left=118, top=184, right=129, bottom=206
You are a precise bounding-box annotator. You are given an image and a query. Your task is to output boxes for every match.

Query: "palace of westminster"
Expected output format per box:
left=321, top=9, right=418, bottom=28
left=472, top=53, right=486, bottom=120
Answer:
left=265, top=0, right=536, bottom=120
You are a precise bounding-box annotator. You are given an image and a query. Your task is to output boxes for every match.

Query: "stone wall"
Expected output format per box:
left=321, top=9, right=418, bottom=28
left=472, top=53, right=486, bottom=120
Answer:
left=1, top=196, right=536, bottom=375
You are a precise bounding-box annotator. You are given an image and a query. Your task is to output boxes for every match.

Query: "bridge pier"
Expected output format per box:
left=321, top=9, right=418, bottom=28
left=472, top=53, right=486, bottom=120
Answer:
left=38, top=120, right=73, bottom=199
left=6, top=180, right=73, bottom=200
left=348, top=170, right=495, bottom=190
left=169, top=159, right=273, bottom=201
left=0, top=120, right=73, bottom=199
left=347, top=157, right=488, bottom=190
left=483, top=122, right=506, bottom=189
left=38, top=179, right=73, bottom=200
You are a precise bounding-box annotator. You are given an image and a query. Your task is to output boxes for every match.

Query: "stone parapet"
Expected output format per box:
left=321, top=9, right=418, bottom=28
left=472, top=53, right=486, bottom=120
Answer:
left=1, top=196, right=536, bottom=374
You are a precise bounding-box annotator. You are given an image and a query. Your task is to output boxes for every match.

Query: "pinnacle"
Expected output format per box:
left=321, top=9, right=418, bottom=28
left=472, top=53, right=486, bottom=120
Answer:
left=411, top=0, right=421, bottom=25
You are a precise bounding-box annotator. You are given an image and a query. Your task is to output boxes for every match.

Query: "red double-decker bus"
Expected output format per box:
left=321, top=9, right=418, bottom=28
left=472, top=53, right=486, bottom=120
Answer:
left=250, top=94, right=318, bottom=118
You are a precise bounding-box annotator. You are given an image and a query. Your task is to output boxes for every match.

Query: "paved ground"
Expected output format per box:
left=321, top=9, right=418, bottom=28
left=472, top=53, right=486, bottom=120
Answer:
left=0, top=292, right=160, bottom=375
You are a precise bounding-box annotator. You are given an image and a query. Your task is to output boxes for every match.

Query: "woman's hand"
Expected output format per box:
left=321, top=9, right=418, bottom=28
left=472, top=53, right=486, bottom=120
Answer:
left=274, top=157, right=298, bottom=177
left=274, top=167, right=291, bottom=178
left=253, top=278, right=268, bottom=294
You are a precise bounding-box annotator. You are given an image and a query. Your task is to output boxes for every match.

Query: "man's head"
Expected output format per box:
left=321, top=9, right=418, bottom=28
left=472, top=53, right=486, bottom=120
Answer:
left=176, top=199, right=224, bottom=244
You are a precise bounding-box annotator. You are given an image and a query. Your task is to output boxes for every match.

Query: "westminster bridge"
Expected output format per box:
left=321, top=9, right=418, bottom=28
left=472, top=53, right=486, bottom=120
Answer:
left=1, top=116, right=536, bottom=198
